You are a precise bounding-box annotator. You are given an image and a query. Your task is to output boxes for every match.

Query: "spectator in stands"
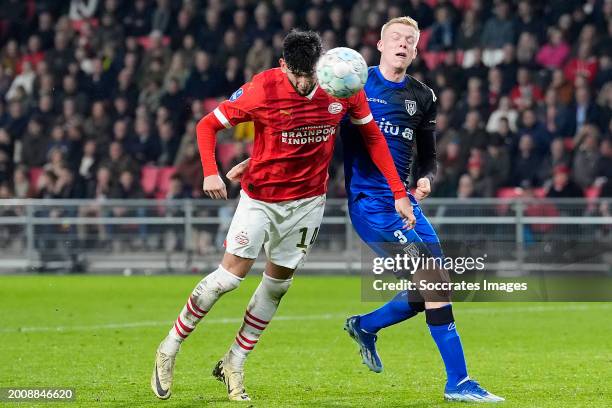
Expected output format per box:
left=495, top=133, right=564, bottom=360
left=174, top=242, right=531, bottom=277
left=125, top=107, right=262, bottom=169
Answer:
left=518, top=109, right=551, bottom=157
left=184, top=51, right=217, bottom=100
left=458, top=110, right=487, bottom=157
left=545, top=164, right=583, bottom=198
left=434, top=139, right=463, bottom=197
left=572, top=124, right=601, bottom=189
left=0, top=149, right=11, bottom=184
left=483, top=135, right=511, bottom=191
left=457, top=174, right=476, bottom=199
left=6, top=61, right=35, bottom=101
left=78, top=139, right=98, bottom=182
left=567, top=86, right=603, bottom=137
left=12, top=164, right=32, bottom=198
left=132, top=117, right=160, bottom=164
left=564, top=42, right=599, bottom=85
left=245, top=38, right=273, bottom=79
left=512, top=134, right=541, bottom=187
left=83, top=101, right=112, bottom=143
left=160, top=77, right=187, bottom=123
left=481, top=0, right=515, bottom=49
left=175, top=142, right=203, bottom=198
left=428, top=5, right=455, bottom=51
left=467, top=156, right=494, bottom=197
left=538, top=138, right=571, bottom=183
left=157, top=121, right=178, bottom=166
left=101, top=141, right=138, bottom=181
left=487, top=96, right=518, bottom=133
left=456, top=9, right=481, bottom=50
left=594, top=137, right=612, bottom=183
left=21, top=117, right=48, bottom=168
left=536, top=27, right=570, bottom=69
left=510, top=67, right=544, bottom=109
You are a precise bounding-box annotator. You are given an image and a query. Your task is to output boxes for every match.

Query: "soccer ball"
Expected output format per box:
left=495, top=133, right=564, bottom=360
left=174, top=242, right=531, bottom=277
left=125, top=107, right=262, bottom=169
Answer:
left=316, top=47, right=368, bottom=98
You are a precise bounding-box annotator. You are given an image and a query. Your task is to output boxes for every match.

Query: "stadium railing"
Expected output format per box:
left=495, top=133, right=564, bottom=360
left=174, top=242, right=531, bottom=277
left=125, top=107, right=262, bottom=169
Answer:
left=0, top=198, right=609, bottom=274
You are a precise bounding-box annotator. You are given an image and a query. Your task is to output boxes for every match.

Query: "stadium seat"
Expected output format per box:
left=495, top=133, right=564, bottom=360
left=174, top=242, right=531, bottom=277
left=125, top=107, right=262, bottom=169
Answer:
left=452, top=0, right=473, bottom=11
left=585, top=186, right=601, bottom=199
left=71, top=18, right=99, bottom=32
left=29, top=167, right=43, bottom=189
left=203, top=98, right=220, bottom=113
left=137, top=35, right=170, bottom=49
left=141, top=166, right=160, bottom=196
left=417, top=28, right=431, bottom=52
left=156, top=167, right=176, bottom=199
left=217, top=142, right=238, bottom=170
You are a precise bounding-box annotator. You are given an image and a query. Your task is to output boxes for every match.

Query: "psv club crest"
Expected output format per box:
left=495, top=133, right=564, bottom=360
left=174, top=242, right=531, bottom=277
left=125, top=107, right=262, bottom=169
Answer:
left=405, top=100, right=417, bottom=116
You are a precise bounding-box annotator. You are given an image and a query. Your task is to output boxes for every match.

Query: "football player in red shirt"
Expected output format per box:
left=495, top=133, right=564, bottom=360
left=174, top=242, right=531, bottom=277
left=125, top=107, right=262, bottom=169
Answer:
left=151, top=30, right=414, bottom=402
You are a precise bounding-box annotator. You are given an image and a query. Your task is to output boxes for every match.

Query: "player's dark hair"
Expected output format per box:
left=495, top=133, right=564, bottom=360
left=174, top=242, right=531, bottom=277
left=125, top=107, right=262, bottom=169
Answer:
left=282, top=29, right=322, bottom=75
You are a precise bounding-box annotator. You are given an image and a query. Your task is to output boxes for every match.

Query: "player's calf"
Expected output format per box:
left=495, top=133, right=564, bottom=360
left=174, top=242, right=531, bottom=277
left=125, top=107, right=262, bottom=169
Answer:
left=151, top=265, right=242, bottom=400
left=226, top=273, right=292, bottom=369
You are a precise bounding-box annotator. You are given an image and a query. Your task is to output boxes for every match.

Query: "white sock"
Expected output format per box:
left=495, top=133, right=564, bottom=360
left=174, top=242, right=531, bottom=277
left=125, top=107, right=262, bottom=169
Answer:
left=159, top=265, right=242, bottom=355
left=227, top=273, right=292, bottom=369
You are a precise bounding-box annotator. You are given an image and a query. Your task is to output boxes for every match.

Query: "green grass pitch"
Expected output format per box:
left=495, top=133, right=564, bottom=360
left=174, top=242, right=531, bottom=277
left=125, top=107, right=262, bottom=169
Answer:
left=1, top=275, right=610, bottom=407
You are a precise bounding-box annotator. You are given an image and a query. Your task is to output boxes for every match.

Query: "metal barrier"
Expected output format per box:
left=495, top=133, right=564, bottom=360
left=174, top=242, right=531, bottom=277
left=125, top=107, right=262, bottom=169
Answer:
left=0, top=198, right=610, bottom=274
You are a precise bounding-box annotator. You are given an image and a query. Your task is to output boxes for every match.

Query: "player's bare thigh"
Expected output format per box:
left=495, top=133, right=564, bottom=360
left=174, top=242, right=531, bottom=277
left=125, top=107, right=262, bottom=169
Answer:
left=221, top=252, right=295, bottom=280
left=221, top=252, right=255, bottom=278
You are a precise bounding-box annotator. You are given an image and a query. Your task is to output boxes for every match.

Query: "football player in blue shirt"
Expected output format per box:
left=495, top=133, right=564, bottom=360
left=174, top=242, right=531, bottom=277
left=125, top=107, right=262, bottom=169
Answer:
left=341, top=17, right=504, bottom=403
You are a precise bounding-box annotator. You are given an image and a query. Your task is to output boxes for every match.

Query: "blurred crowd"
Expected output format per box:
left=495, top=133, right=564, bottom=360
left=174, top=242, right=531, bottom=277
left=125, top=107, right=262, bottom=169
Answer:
left=0, top=0, right=610, bottom=206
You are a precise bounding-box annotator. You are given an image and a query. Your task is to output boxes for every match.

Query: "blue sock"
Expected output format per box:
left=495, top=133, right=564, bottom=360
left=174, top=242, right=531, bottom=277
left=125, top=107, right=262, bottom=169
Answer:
left=359, top=291, right=418, bottom=333
left=426, top=305, right=468, bottom=388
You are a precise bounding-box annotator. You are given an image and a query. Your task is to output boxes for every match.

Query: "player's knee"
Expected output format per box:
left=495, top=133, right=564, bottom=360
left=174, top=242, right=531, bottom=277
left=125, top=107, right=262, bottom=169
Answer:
left=409, top=301, right=426, bottom=313
left=261, top=273, right=292, bottom=304
left=194, top=265, right=242, bottom=301
left=425, top=304, right=455, bottom=326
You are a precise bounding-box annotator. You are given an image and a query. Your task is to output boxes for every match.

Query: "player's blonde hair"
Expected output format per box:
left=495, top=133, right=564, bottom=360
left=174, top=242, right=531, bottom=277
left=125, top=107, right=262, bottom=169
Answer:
left=380, top=16, right=420, bottom=38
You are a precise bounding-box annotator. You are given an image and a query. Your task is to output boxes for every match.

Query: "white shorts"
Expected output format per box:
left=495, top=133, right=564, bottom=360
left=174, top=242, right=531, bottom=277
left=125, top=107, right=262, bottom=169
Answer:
left=225, top=190, right=326, bottom=269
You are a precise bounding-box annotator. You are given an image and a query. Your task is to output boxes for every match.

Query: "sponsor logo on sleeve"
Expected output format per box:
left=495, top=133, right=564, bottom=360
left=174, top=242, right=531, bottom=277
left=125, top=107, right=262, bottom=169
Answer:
left=229, top=88, right=244, bottom=101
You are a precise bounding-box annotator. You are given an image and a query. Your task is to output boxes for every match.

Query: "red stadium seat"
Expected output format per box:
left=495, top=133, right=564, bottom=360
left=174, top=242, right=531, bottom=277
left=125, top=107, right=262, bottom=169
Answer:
left=202, top=98, right=219, bottom=114
left=29, top=167, right=43, bottom=189
left=585, top=187, right=601, bottom=199
left=137, top=35, right=171, bottom=50
left=156, top=167, right=176, bottom=199
left=217, top=142, right=238, bottom=170
left=141, top=166, right=159, bottom=196
left=71, top=18, right=99, bottom=32
left=417, top=28, right=431, bottom=52
left=452, top=0, right=473, bottom=11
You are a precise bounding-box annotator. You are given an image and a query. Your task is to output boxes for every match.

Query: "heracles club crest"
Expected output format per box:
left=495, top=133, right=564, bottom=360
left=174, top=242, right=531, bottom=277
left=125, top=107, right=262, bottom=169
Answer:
left=405, top=100, right=417, bottom=116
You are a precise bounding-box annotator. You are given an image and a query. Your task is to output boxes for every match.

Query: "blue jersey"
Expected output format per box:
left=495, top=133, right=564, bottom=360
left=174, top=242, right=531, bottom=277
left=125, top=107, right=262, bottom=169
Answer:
left=341, top=66, right=437, bottom=202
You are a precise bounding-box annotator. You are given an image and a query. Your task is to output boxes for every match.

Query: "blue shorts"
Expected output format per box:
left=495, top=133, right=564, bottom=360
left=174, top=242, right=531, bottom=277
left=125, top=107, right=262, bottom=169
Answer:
left=348, top=194, right=444, bottom=260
